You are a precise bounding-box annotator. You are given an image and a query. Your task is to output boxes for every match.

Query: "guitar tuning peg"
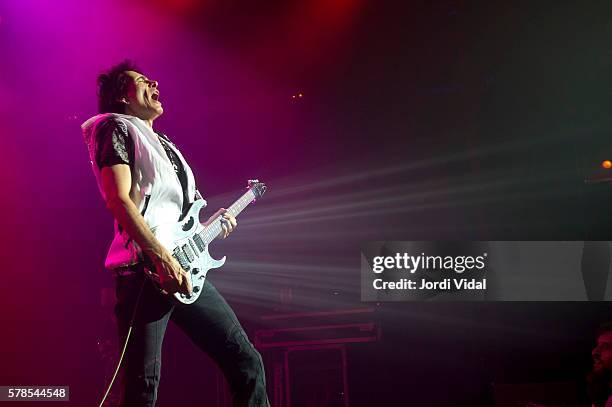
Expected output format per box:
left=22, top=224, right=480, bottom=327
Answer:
left=247, top=179, right=259, bottom=189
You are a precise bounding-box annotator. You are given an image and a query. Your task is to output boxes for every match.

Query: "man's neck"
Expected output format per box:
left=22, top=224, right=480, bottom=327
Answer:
left=124, top=109, right=154, bottom=130
left=136, top=117, right=154, bottom=130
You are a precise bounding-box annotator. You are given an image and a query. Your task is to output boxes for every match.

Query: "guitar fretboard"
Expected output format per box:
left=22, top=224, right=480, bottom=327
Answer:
left=199, top=189, right=256, bottom=245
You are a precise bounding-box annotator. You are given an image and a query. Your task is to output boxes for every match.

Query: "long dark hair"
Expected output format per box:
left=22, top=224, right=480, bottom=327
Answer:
left=96, top=60, right=143, bottom=114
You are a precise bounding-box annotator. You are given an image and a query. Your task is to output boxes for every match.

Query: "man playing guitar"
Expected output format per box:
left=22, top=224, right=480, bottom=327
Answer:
left=82, top=60, right=269, bottom=407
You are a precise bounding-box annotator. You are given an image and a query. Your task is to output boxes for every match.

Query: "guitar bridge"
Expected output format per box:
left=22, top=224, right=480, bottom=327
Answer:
left=173, top=246, right=191, bottom=271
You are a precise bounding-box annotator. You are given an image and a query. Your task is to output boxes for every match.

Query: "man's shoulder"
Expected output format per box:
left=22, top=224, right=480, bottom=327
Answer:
left=83, top=113, right=139, bottom=133
left=96, top=114, right=129, bottom=134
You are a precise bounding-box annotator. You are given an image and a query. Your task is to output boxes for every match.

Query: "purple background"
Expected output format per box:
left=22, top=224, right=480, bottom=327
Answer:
left=1, top=0, right=611, bottom=405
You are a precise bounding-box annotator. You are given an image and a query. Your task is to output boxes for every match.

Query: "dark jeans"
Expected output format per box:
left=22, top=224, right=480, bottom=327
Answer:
left=114, top=271, right=269, bottom=407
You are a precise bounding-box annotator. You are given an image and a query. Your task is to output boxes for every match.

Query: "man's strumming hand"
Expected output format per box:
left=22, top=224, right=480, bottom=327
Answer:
left=152, top=252, right=193, bottom=296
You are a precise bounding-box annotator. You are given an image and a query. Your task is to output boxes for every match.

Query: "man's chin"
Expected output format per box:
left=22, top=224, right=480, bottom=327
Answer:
left=590, top=363, right=611, bottom=377
left=150, top=107, right=163, bottom=120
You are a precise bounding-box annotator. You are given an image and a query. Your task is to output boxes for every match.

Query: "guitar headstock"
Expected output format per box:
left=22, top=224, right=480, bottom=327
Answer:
left=248, top=179, right=267, bottom=199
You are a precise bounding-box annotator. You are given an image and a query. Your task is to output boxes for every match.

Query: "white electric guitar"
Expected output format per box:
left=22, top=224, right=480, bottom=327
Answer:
left=145, top=180, right=267, bottom=304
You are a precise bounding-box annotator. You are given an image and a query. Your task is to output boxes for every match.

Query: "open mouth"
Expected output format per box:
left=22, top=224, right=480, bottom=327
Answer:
left=151, top=92, right=160, bottom=102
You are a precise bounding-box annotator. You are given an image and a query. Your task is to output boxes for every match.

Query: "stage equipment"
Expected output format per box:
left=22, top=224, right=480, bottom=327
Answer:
left=254, top=308, right=380, bottom=407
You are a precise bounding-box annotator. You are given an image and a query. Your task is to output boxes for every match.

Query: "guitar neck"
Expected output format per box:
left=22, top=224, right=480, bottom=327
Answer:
left=200, top=189, right=257, bottom=245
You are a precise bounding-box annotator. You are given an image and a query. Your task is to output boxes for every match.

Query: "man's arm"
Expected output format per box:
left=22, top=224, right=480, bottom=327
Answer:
left=100, top=164, right=192, bottom=295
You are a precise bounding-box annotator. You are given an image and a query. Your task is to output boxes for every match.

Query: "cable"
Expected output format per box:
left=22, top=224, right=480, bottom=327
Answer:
left=98, top=275, right=147, bottom=407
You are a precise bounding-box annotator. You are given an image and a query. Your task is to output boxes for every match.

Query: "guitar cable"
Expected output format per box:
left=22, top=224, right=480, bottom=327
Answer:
left=98, top=275, right=147, bottom=407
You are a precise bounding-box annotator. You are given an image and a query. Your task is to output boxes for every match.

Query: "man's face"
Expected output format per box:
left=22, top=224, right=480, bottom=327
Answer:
left=122, top=70, right=163, bottom=121
left=592, top=331, right=612, bottom=374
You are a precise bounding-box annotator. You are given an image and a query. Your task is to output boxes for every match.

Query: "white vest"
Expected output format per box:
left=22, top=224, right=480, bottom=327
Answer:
left=82, top=113, right=202, bottom=269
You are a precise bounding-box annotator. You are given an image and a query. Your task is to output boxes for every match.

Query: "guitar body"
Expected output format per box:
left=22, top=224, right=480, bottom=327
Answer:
left=145, top=180, right=266, bottom=304
left=147, top=199, right=225, bottom=304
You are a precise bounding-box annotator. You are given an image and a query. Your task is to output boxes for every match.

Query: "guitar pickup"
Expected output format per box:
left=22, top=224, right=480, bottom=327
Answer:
left=182, top=244, right=195, bottom=262
left=188, top=239, right=199, bottom=256
left=193, top=234, right=205, bottom=252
